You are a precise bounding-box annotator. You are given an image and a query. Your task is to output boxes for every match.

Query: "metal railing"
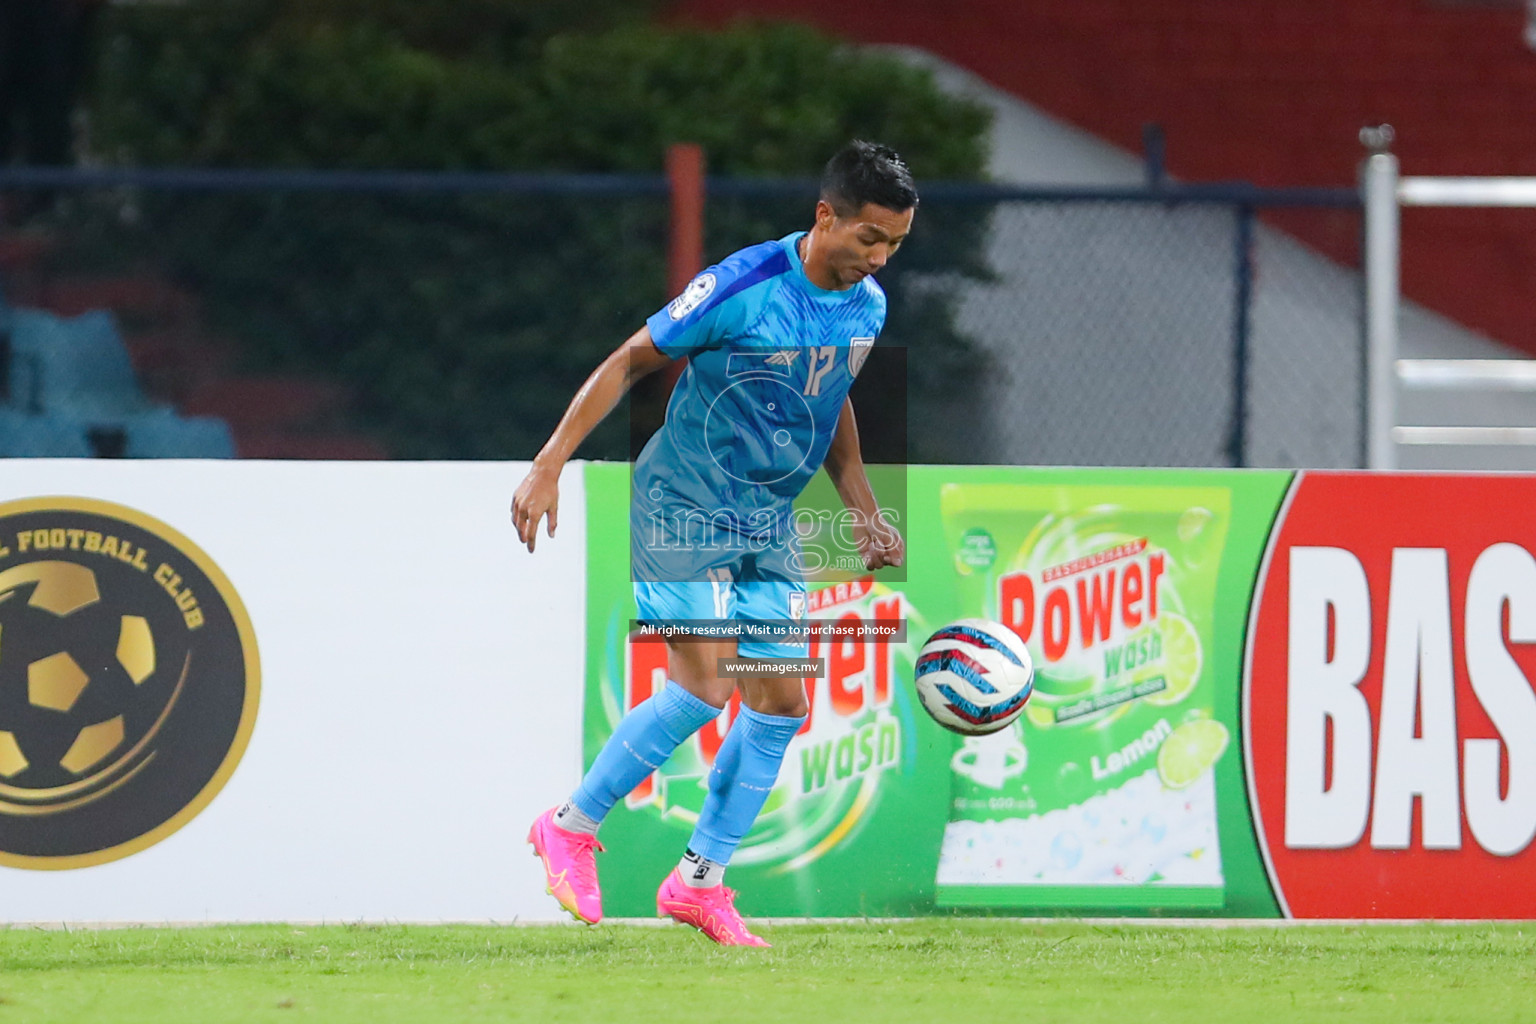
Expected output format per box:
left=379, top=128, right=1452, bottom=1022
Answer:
left=1396, top=358, right=1536, bottom=447
left=1361, top=126, right=1536, bottom=468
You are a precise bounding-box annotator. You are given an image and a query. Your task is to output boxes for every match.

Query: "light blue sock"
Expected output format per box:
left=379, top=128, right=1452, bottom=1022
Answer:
left=571, top=681, right=721, bottom=822
left=688, top=705, right=806, bottom=865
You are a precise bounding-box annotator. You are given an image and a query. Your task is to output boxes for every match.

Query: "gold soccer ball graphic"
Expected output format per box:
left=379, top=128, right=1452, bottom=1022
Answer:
left=0, top=562, right=179, bottom=791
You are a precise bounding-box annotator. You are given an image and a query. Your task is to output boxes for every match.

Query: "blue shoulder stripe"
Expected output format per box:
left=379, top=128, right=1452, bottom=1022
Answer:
left=694, top=246, right=790, bottom=320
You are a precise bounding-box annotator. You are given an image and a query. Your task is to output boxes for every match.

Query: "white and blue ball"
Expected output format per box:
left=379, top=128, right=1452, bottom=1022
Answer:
left=913, top=618, right=1034, bottom=736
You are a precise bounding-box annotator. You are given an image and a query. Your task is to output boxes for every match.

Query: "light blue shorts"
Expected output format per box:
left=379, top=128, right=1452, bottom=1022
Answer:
left=633, top=559, right=808, bottom=660
left=630, top=502, right=809, bottom=659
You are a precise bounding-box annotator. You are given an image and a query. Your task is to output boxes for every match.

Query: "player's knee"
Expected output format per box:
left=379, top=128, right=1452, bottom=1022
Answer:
left=666, top=642, right=732, bottom=697
left=667, top=663, right=735, bottom=709
left=670, top=674, right=734, bottom=709
left=777, top=697, right=810, bottom=719
left=744, top=690, right=808, bottom=718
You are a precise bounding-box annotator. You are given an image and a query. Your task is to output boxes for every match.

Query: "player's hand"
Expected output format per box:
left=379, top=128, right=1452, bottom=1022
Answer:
left=876, top=526, right=906, bottom=569
left=852, top=511, right=905, bottom=570
left=511, top=462, right=560, bottom=553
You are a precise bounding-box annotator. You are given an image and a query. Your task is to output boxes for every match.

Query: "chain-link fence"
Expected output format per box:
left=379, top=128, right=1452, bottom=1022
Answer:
left=927, top=188, right=1363, bottom=468
left=1247, top=206, right=1367, bottom=469
left=0, top=170, right=1361, bottom=466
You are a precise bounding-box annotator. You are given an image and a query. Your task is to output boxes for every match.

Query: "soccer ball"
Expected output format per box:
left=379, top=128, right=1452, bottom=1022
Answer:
left=913, top=618, right=1034, bottom=735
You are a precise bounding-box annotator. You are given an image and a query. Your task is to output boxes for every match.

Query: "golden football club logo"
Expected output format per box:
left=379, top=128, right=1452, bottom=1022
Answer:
left=0, top=497, right=259, bottom=869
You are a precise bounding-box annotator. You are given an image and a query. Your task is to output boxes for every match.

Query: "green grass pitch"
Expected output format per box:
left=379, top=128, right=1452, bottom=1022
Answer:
left=1, top=920, right=1533, bottom=1023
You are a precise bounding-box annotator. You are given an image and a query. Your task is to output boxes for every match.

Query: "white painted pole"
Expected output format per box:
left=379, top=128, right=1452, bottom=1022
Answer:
left=1361, top=135, right=1400, bottom=471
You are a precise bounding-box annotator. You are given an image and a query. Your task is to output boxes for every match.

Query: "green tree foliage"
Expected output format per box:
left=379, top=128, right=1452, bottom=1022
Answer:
left=86, top=3, right=994, bottom=460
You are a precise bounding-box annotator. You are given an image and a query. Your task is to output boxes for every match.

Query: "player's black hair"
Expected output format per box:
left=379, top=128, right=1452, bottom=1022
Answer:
left=820, top=140, right=919, bottom=216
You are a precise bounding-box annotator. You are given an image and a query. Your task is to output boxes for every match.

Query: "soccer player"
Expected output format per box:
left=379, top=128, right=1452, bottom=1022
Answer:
left=511, top=140, right=913, bottom=947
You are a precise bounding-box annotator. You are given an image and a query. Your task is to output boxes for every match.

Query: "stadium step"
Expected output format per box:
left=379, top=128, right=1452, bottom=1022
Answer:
left=0, top=231, right=56, bottom=301
left=36, top=274, right=198, bottom=327
left=234, top=431, right=389, bottom=461
left=121, top=328, right=239, bottom=404
left=181, top=376, right=353, bottom=433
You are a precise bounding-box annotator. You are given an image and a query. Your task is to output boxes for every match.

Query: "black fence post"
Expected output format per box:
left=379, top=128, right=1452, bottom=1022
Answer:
left=0, top=324, right=10, bottom=405
left=1229, top=203, right=1255, bottom=468
left=1142, top=123, right=1166, bottom=190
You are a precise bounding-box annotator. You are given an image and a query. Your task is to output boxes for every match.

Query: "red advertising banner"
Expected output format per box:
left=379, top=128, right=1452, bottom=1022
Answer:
left=1246, top=472, right=1536, bottom=918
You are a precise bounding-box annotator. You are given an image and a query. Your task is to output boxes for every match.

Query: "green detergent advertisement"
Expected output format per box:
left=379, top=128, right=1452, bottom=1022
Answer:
left=936, top=483, right=1233, bottom=909
left=583, top=462, right=1290, bottom=917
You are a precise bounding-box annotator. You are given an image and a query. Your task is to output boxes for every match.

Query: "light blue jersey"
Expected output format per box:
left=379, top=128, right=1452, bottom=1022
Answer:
left=633, top=231, right=886, bottom=581
left=630, top=232, right=886, bottom=657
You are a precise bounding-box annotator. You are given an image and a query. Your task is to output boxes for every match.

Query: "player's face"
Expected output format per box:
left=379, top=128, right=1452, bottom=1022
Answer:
left=816, top=200, right=914, bottom=288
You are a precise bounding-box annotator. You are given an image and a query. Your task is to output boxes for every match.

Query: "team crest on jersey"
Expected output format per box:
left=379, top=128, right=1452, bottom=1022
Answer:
left=788, top=591, right=807, bottom=622
left=667, top=272, right=717, bottom=321
left=848, top=336, right=875, bottom=375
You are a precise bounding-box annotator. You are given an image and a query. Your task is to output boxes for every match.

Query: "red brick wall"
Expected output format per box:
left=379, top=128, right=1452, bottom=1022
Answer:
left=672, top=0, right=1536, bottom=353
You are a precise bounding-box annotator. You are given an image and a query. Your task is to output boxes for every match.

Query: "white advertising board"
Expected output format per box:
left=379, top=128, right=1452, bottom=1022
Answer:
left=0, top=460, right=586, bottom=922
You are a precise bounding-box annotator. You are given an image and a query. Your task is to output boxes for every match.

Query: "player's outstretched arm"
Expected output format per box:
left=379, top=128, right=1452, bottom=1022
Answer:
left=823, top=398, right=904, bottom=570
left=511, top=327, right=673, bottom=552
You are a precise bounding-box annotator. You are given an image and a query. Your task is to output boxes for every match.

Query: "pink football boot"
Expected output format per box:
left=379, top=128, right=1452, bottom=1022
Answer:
left=656, top=868, right=770, bottom=947
left=527, top=808, right=604, bottom=925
